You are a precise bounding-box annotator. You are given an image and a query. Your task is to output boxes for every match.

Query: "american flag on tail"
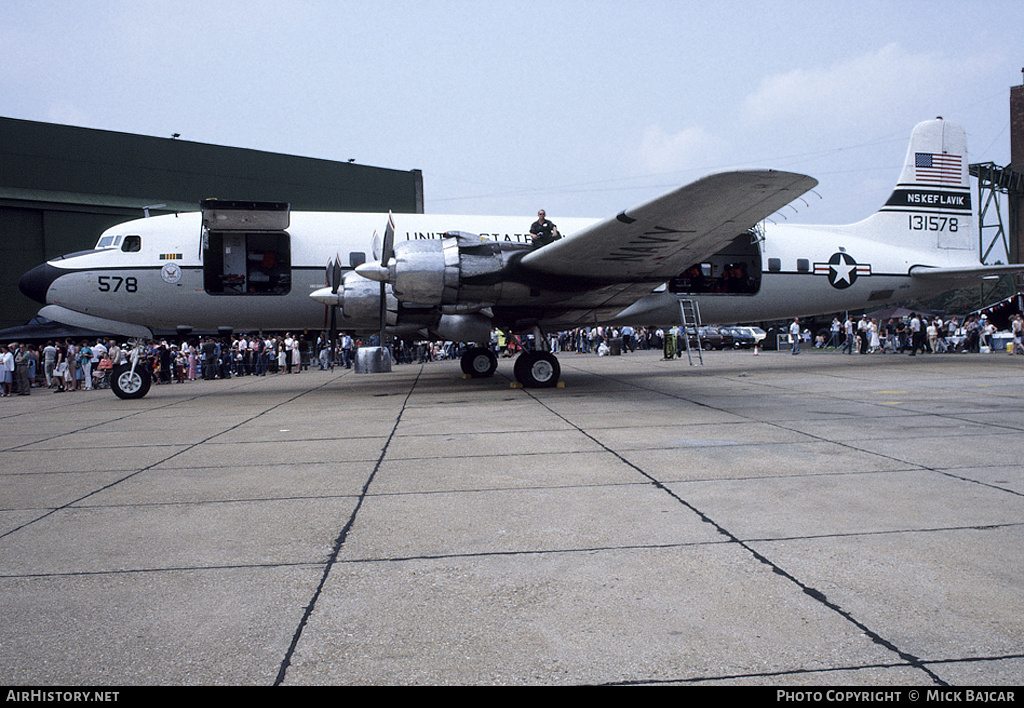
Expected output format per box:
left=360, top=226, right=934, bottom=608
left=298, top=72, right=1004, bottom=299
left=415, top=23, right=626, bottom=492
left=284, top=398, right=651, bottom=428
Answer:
left=915, top=152, right=962, bottom=185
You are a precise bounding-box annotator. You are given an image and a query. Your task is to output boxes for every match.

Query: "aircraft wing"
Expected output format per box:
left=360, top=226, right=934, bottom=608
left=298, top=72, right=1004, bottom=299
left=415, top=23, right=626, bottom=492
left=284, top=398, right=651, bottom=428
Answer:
left=910, top=264, right=1024, bottom=280
left=520, top=170, right=818, bottom=281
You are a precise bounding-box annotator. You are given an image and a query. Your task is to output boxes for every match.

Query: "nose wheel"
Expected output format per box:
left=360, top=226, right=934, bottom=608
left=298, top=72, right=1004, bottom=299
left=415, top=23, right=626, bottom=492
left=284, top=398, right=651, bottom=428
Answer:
left=111, top=363, right=152, bottom=399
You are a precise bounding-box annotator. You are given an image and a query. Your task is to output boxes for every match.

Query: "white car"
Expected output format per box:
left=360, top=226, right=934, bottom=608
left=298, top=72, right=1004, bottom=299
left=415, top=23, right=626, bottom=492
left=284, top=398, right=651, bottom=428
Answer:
left=732, top=326, right=767, bottom=345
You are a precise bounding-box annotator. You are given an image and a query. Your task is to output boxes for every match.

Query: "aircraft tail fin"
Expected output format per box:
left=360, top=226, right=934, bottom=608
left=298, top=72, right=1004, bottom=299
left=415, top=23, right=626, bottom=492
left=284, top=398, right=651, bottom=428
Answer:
left=853, top=118, right=974, bottom=253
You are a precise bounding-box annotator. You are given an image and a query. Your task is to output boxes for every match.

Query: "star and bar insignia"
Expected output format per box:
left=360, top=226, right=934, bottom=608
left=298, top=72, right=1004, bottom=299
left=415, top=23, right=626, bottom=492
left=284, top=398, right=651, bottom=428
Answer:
left=813, top=252, right=871, bottom=289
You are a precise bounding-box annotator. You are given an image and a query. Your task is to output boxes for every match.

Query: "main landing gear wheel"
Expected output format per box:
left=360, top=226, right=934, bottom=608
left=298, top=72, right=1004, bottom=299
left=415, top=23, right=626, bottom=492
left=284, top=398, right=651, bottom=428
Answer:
left=513, top=351, right=561, bottom=388
left=111, top=363, right=152, bottom=400
left=460, top=347, right=498, bottom=378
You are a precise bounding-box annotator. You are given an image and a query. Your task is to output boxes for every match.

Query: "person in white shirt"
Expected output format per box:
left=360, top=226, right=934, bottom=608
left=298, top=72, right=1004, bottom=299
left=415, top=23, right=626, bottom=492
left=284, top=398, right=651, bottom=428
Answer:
left=43, top=341, right=57, bottom=388
left=1, top=344, right=15, bottom=396
left=908, top=313, right=923, bottom=356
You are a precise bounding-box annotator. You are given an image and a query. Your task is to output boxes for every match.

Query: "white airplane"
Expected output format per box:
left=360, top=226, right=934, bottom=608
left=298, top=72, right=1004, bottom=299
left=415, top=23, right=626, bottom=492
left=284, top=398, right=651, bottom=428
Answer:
left=19, top=118, right=1022, bottom=398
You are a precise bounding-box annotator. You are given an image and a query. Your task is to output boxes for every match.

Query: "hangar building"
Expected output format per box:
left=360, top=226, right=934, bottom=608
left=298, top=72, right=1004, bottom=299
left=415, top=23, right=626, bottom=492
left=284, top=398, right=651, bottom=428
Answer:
left=0, top=117, right=424, bottom=330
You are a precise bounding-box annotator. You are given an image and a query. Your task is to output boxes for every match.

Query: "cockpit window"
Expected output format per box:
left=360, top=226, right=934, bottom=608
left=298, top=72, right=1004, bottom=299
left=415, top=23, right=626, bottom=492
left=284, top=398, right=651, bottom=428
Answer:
left=95, top=234, right=142, bottom=251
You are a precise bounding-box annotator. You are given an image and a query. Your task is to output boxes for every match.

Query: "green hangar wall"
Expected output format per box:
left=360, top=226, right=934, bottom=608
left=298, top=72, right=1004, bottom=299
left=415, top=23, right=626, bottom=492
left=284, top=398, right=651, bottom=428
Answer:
left=0, top=116, right=424, bottom=329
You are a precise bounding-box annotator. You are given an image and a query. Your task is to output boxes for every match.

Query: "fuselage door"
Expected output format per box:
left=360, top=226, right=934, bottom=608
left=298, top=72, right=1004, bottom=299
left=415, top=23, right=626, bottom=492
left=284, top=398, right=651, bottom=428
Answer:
left=668, top=230, right=763, bottom=295
left=201, top=200, right=292, bottom=296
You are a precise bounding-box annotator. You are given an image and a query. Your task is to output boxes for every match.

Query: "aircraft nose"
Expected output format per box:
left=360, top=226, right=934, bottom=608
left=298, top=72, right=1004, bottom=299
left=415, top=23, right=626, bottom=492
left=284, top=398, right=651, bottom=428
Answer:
left=18, top=262, right=63, bottom=304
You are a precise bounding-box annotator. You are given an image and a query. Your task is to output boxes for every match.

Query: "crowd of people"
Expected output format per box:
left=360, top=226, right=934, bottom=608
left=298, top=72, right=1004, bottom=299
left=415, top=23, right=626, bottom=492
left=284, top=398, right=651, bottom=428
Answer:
left=1, top=338, right=122, bottom=396
left=2, top=315, right=1021, bottom=397
left=495, top=326, right=663, bottom=357
left=0, top=326, right=671, bottom=396
left=814, top=312, right=1024, bottom=355
left=0, top=334, right=317, bottom=396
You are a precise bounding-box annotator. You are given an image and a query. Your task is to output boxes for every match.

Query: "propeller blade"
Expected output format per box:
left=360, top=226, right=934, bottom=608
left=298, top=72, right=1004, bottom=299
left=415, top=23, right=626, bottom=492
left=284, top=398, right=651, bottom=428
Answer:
left=329, top=301, right=338, bottom=369
left=380, top=281, right=387, bottom=345
left=378, top=214, right=396, bottom=348
left=331, top=256, right=342, bottom=294
left=381, top=212, right=395, bottom=265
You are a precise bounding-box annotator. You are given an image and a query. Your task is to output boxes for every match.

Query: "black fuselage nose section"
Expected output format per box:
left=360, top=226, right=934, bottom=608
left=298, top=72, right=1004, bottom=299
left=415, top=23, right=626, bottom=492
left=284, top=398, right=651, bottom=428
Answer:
left=19, top=262, right=63, bottom=304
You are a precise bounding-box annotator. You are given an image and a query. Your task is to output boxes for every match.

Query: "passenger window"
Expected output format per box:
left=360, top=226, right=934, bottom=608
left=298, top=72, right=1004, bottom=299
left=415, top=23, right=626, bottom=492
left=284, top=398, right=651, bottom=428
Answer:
left=121, top=235, right=142, bottom=252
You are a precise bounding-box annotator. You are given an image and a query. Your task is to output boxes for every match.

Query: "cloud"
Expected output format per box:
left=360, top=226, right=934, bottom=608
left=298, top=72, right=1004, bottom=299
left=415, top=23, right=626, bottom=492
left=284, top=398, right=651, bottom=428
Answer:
left=739, top=44, right=980, bottom=134
left=635, top=124, right=728, bottom=175
left=628, top=45, right=978, bottom=179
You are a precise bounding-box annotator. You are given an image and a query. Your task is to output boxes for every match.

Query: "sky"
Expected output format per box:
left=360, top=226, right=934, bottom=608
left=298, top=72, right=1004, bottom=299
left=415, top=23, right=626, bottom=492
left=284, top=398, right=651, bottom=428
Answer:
left=2, top=0, right=1021, bottom=227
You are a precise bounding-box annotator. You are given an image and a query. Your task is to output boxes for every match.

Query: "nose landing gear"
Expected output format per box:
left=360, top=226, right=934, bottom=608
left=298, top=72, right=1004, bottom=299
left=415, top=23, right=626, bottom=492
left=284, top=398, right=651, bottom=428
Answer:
left=111, top=339, right=153, bottom=399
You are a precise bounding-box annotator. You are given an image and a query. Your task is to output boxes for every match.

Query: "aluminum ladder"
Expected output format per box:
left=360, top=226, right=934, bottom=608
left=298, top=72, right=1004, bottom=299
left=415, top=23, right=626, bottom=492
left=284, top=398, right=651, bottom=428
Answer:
left=678, top=299, right=703, bottom=365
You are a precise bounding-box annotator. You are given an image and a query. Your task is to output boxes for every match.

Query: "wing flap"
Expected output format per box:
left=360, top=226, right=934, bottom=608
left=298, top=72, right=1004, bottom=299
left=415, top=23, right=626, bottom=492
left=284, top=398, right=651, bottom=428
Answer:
left=520, top=170, right=817, bottom=281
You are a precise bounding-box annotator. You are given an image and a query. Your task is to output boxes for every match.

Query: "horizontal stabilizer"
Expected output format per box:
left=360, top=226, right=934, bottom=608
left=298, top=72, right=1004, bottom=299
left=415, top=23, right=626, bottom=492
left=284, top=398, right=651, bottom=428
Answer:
left=910, top=264, right=1024, bottom=280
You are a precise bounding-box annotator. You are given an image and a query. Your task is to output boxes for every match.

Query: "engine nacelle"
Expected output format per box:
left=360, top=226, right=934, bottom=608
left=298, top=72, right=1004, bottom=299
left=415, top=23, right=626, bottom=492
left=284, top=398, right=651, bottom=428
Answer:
left=431, top=313, right=493, bottom=343
left=360, top=232, right=522, bottom=307
left=389, top=238, right=456, bottom=304
left=310, top=270, right=492, bottom=342
left=340, top=270, right=391, bottom=326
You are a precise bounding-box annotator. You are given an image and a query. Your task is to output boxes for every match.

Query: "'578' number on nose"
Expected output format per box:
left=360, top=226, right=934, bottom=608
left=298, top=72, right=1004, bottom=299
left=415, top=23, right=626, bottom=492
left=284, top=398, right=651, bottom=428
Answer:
left=97, top=275, right=138, bottom=292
